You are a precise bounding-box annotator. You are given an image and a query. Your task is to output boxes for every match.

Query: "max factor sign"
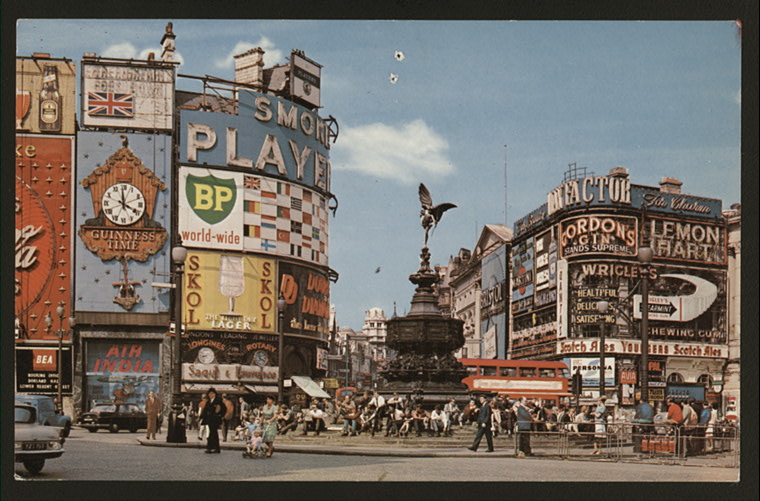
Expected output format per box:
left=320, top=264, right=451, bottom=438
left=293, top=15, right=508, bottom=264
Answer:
left=547, top=175, right=631, bottom=216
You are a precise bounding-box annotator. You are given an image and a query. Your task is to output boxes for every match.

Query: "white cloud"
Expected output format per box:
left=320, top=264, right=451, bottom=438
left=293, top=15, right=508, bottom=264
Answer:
left=102, top=42, right=184, bottom=64
left=331, top=119, right=455, bottom=184
left=214, top=37, right=284, bottom=70
left=734, top=90, right=741, bottom=105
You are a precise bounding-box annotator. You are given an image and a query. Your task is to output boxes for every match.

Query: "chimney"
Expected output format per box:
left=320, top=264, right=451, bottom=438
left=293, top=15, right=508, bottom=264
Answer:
left=608, top=166, right=629, bottom=178
left=160, top=22, right=176, bottom=62
left=659, top=177, right=683, bottom=194
left=234, top=47, right=266, bottom=88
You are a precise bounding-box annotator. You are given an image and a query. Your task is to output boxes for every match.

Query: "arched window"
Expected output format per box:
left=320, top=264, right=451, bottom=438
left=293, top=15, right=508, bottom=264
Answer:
left=697, top=374, right=713, bottom=388
left=667, top=372, right=684, bottom=383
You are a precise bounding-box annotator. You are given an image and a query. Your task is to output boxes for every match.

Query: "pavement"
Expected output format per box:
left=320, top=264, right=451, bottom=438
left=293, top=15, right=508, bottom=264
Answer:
left=134, top=424, right=739, bottom=468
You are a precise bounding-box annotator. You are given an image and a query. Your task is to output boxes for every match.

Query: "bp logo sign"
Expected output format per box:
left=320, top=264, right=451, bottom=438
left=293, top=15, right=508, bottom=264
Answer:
left=186, top=174, right=237, bottom=225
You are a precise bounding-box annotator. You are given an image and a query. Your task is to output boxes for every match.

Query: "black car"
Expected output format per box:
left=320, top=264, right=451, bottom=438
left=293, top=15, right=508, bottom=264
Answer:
left=77, top=402, right=147, bottom=433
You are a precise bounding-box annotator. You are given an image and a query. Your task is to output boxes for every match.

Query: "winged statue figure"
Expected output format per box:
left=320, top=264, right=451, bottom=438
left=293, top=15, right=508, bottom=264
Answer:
left=418, top=183, right=457, bottom=247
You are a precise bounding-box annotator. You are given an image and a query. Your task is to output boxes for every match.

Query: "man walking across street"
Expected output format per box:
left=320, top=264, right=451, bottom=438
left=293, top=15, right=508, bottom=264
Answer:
left=468, top=397, right=494, bottom=452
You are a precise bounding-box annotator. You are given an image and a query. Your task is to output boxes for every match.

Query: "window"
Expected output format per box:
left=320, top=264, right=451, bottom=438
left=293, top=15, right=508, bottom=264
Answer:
left=482, top=366, right=497, bottom=376
left=500, top=367, right=517, bottom=377
left=461, top=347, right=468, bottom=358
left=697, top=374, right=713, bottom=388
left=467, top=366, right=478, bottom=377
left=539, top=368, right=556, bottom=378
left=519, top=367, right=536, bottom=377
left=667, top=372, right=684, bottom=383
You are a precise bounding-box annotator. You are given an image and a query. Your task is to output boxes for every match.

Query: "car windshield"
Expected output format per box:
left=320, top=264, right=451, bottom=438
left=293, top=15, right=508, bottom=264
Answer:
left=15, top=407, right=34, bottom=423
left=92, top=404, right=116, bottom=413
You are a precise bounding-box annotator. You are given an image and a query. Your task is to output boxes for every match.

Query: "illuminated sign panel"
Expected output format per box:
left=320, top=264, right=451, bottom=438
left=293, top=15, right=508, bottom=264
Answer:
left=645, top=216, right=726, bottom=265
left=15, top=135, right=74, bottom=341
left=75, top=132, right=171, bottom=314
left=557, top=338, right=727, bottom=359
left=560, top=215, right=638, bottom=258
left=81, top=61, right=175, bottom=131
left=278, top=262, right=330, bottom=342
left=290, top=51, right=322, bottom=109
left=16, top=346, right=73, bottom=394
left=511, top=240, right=534, bottom=314
left=16, top=58, right=76, bottom=135
left=84, top=340, right=160, bottom=409
left=180, top=89, right=331, bottom=193
left=547, top=175, right=631, bottom=216
left=633, top=186, right=722, bottom=219
left=182, top=250, right=276, bottom=334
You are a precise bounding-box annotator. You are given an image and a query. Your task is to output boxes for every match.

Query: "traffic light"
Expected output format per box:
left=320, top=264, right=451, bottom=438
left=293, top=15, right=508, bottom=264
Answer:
left=572, top=370, right=583, bottom=396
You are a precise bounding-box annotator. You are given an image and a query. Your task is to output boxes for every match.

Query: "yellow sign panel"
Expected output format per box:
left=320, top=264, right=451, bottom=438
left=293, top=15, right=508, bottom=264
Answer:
left=16, top=58, right=77, bottom=135
left=183, top=250, right=276, bottom=334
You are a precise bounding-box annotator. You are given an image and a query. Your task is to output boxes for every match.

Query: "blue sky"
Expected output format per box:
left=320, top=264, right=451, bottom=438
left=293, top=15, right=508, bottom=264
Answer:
left=17, top=20, right=742, bottom=330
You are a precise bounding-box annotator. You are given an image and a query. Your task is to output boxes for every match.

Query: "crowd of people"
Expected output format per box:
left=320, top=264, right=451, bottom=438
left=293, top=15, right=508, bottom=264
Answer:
left=181, top=389, right=730, bottom=459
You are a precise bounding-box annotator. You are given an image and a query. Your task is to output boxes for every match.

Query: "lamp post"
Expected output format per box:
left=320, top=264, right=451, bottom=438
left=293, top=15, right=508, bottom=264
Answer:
left=277, top=294, right=287, bottom=405
left=596, top=300, right=608, bottom=399
left=45, top=303, right=75, bottom=414
left=167, top=244, right=187, bottom=443
left=637, top=243, right=654, bottom=404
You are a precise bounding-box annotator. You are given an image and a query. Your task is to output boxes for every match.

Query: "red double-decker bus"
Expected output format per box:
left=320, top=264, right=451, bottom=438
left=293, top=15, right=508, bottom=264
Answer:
left=459, top=358, right=572, bottom=406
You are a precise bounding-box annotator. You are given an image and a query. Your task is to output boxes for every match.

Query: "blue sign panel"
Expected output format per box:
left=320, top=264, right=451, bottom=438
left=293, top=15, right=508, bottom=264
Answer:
left=481, top=246, right=508, bottom=359
left=75, top=131, right=171, bottom=313
left=513, top=203, right=547, bottom=237
left=179, top=90, right=331, bottom=193
left=85, top=339, right=161, bottom=410
left=666, top=384, right=706, bottom=402
left=632, top=185, right=723, bottom=220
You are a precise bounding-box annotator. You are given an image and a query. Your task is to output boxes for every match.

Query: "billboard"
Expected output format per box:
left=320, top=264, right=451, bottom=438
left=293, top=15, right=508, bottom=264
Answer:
left=513, top=203, right=548, bottom=237
left=178, top=167, right=244, bottom=250
left=181, top=331, right=278, bottom=366
left=84, top=340, right=160, bottom=409
left=557, top=338, right=727, bottom=359
left=646, top=216, right=726, bottom=265
left=547, top=174, right=631, bottom=216
left=16, top=58, right=77, bottom=135
left=290, top=51, right=322, bottom=109
left=15, top=346, right=73, bottom=395
left=511, top=239, right=534, bottom=314
left=15, top=135, right=75, bottom=341
left=566, top=357, right=615, bottom=387
left=180, top=89, right=332, bottom=193
left=481, top=246, right=507, bottom=358
left=559, top=215, right=638, bottom=259
left=571, top=262, right=726, bottom=344
left=178, top=168, right=330, bottom=266
left=75, top=132, right=171, bottom=313
left=81, top=60, right=175, bottom=131
left=183, top=250, right=277, bottom=334
left=633, top=185, right=722, bottom=220
left=278, top=262, right=331, bottom=341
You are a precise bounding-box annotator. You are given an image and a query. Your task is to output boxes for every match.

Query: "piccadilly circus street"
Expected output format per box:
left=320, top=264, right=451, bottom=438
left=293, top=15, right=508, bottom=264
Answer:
left=14, top=426, right=738, bottom=483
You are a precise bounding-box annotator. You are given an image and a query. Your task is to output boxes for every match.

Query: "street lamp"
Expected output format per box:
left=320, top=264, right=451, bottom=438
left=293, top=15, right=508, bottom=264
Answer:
left=637, top=243, right=654, bottom=404
left=167, top=244, right=187, bottom=443
left=277, top=294, right=287, bottom=405
left=596, top=300, right=608, bottom=399
left=45, top=303, right=75, bottom=414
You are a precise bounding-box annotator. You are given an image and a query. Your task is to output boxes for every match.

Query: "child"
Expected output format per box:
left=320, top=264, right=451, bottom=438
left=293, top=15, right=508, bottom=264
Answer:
left=249, top=430, right=265, bottom=458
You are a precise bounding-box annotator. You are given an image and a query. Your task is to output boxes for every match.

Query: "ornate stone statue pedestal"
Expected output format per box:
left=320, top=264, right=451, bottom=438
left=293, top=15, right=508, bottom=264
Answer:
left=379, top=247, right=470, bottom=408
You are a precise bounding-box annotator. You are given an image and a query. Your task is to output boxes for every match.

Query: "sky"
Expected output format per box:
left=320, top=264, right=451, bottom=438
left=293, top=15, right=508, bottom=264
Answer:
left=17, top=20, right=742, bottom=330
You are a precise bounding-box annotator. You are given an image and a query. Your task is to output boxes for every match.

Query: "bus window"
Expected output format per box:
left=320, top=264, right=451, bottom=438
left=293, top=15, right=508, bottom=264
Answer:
left=467, top=366, right=478, bottom=377
left=559, top=368, right=570, bottom=378
left=482, top=366, right=497, bottom=376
left=539, top=368, right=556, bottom=378
left=519, top=367, right=535, bottom=377
left=500, top=367, right=517, bottom=377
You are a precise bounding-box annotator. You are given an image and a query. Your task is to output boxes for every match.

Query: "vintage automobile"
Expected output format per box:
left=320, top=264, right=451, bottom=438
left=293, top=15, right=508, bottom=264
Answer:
left=77, top=402, right=148, bottom=433
left=15, top=403, right=65, bottom=474
left=15, top=394, right=73, bottom=438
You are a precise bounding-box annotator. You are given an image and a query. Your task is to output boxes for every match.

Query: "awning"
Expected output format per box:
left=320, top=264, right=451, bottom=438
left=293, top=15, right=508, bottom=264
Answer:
left=291, top=376, right=331, bottom=399
left=182, top=383, right=243, bottom=394
left=243, top=384, right=278, bottom=395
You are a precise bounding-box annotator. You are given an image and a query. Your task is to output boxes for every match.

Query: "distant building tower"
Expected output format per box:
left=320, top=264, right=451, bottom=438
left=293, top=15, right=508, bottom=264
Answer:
left=363, top=307, right=388, bottom=361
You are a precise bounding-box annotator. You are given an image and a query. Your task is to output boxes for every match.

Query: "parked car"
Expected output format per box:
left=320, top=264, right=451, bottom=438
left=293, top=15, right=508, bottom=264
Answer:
left=15, top=394, right=72, bottom=438
left=15, top=403, right=65, bottom=474
left=77, top=402, right=147, bottom=433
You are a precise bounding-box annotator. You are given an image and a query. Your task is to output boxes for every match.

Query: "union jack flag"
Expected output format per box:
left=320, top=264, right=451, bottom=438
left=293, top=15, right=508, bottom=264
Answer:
left=87, top=92, right=134, bottom=117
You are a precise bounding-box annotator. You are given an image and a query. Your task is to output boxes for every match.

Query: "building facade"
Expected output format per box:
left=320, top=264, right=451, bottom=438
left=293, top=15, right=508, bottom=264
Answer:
left=509, top=166, right=732, bottom=411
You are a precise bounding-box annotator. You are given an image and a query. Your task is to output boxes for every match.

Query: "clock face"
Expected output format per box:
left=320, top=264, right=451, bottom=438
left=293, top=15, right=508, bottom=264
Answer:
left=198, top=347, right=215, bottom=365
left=253, top=350, right=269, bottom=367
left=102, top=182, right=146, bottom=226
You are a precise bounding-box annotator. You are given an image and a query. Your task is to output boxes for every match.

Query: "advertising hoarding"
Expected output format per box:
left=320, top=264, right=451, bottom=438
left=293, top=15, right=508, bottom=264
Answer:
left=16, top=58, right=76, bottom=135
left=559, top=215, right=638, bottom=259
left=645, top=216, right=726, bottom=265
left=547, top=174, right=631, bottom=216
left=183, top=250, right=277, bottom=334
left=513, top=203, right=547, bottom=237
left=84, top=340, right=160, bottom=409
left=182, top=331, right=278, bottom=367
left=566, top=357, right=615, bottom=387
left=481, top=246, right=507, bottom=358
left=15, top=135, right=75, bottom=341
left=75, top=132, right=171, bottom=313
left=180, top=89, right=331, bottom=193
left=290, top=51, right=322, bottom=109
left=511, top=240, right=534, bottom=314
left=278, top=262, right=330, bottom=341
left=557, top=338, right=727, bottom=359
left=633, top=185, right=722, bottom=220
left=81, top=60, right=175, bottom=131
left=15, top=346, right=73, bottom=394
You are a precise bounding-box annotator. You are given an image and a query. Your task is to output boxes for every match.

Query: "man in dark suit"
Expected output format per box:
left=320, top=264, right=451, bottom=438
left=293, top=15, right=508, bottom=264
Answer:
left=200, top=388, right=225, bottom=453
left=468, top=396, right=495, bottom=452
